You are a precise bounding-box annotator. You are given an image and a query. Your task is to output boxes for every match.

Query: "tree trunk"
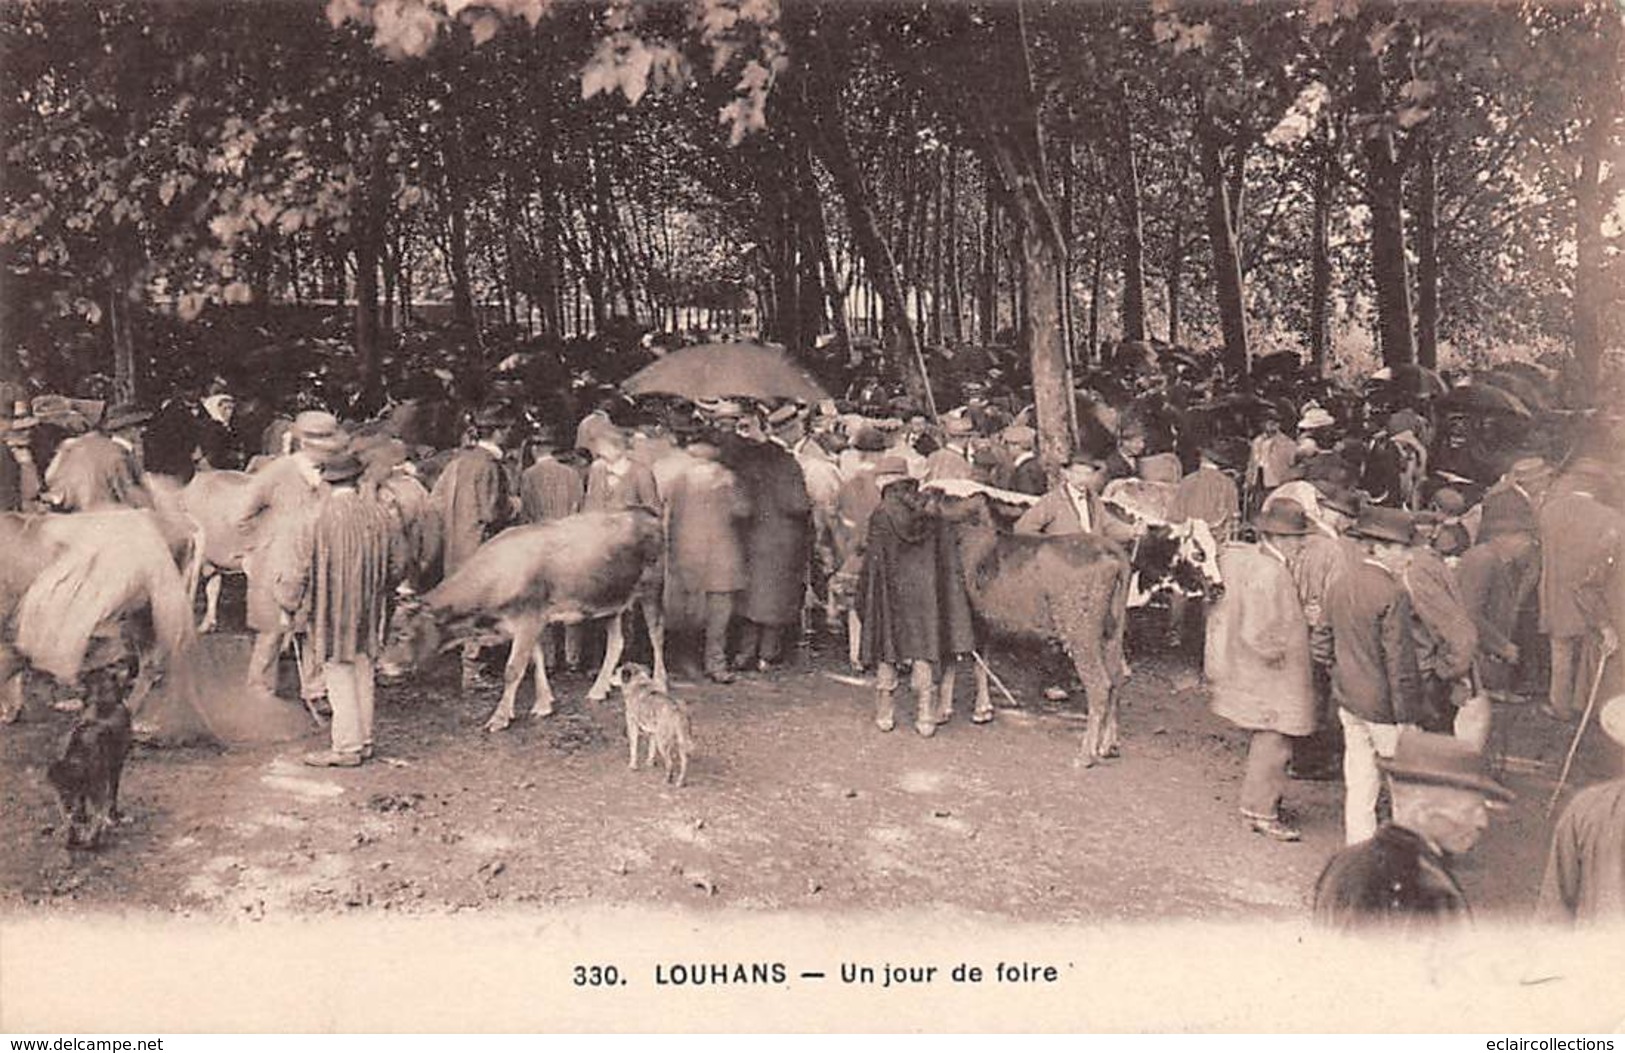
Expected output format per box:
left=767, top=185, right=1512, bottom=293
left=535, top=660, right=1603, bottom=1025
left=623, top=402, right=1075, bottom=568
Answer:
left=1357, top=39, right=1417, bottom=368
left=979, top=188, right=997, bottom=344
left=1570, top=19, right=1620, bottom=403
left=108, top=263, right=139, bottom=407
left=1309, top=137, right=1334, bottom=376
left=1413, top=133, right=1439, bottom=370
left=353, top=125, right=390, bottom=410
left=1199, top=108, right=1249, bottom=376
left=806, top=95, right=933, bottom=408
left=947, top=150, right=964, bottom=344
left=1115, top=82, right=1148, bottom=345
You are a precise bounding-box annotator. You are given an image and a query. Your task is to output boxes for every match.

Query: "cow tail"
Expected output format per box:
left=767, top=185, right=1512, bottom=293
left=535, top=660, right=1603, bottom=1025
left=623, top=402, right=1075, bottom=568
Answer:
left=181, top=515, right=206, bottom=606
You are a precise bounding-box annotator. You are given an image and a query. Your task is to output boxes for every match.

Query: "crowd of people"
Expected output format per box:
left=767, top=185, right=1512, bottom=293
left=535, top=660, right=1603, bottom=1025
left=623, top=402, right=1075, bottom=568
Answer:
left=1, top=339, right=1622, bottom=929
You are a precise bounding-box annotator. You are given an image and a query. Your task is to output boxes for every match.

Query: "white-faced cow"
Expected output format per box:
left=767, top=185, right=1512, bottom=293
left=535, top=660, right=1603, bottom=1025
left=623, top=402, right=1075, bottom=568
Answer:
left=381, top=508, right=667, bottom=733
left=930, top=488, right=1133, bottom=767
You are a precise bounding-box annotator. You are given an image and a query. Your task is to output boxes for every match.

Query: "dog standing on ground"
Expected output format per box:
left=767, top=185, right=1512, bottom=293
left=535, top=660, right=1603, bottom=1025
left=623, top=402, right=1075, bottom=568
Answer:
left=47, top=662, right=135, bottom=848
left=614, top=662, right=693, bottom=788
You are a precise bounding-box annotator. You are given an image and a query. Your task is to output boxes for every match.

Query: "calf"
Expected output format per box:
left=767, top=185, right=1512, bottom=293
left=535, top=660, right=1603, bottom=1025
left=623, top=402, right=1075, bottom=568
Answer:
left=382, top=508, right=668, bottom=733
left=933, top=490, right=1132, bottom=767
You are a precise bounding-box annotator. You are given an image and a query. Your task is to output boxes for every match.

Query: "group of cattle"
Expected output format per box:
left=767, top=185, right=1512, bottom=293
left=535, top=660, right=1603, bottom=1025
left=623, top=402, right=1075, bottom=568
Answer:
left=0, top=434, right=1224, bottom=770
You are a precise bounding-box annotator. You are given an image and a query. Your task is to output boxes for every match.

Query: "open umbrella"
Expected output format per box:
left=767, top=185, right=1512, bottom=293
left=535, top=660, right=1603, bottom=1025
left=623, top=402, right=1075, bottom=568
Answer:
left=620, top=341, right=830, bottom=403
left=1368, top=363, right=1449, bottom=400
left=1439, top=382, right=1532, bottom=418
left=1479, top=367, right=1555, bottom=412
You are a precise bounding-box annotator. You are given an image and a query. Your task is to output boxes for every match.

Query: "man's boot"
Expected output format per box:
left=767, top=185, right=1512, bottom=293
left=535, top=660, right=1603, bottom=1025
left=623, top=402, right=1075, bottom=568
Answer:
left=874, top=661, right=897, bottom=731
left=911, top=661, right=937, bottom=738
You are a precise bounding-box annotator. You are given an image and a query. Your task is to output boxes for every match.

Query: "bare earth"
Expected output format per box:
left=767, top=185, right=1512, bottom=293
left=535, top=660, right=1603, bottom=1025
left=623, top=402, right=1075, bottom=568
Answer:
left=0, top=621, right=1606, bottom=924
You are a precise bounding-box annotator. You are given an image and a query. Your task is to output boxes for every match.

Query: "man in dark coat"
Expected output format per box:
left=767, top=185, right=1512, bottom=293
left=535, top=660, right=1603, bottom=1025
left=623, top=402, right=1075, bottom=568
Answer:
left=1327, top=505, right=1427, bottom=845
left=432, top=407, right=515, bottom=687
left=1314, top=728, right=1512, bottom=931
left=726, top=418, right=812, bottom=672
left=858, top=470, right=976, bottom=737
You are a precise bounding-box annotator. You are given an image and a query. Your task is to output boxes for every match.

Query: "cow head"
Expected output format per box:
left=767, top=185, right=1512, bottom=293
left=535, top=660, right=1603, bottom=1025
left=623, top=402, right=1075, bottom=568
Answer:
left=377, top=597, right=443, bottom=679
left=1128, top=519, right=1224, bottom=609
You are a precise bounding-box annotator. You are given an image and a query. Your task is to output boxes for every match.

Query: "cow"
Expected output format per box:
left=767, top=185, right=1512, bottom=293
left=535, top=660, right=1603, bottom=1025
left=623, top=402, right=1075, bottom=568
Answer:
left=1, top=509, right=196, bottom=725
left=929, top=489, right=1133, bottom=768
left=381, top=507, right=668, bottom=733
left=146, top=469, right=256, bottom=633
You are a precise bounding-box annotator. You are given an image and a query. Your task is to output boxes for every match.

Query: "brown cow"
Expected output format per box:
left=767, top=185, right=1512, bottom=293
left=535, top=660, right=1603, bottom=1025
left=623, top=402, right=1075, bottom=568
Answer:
left=381, top=508, right=667, bottom=733
left=933, top=490, right=1132, bottom=767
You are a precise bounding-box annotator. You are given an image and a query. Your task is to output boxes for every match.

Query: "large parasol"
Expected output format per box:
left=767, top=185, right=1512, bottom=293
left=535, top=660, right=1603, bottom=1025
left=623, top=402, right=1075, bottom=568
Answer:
left=621, top=341, right=830, bottom=403
left=1439, top=382, right=1533, bottom=418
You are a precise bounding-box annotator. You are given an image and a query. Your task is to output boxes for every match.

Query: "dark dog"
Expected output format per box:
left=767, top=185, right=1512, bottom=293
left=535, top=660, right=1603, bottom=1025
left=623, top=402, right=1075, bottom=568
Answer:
left=46, top=663, right=134, bottom=849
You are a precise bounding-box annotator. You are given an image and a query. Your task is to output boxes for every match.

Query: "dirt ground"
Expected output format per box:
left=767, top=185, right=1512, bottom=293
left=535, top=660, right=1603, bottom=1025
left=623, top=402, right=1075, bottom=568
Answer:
left=1, top=615, right=1614, bottom=925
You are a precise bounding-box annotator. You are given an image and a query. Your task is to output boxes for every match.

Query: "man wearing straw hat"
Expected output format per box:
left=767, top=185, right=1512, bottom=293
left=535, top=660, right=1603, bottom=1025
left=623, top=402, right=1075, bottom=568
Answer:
left=239, top=410, right=348, bottom=708
left=1538, top=694, right=1625, bottom=923
left=1313, top=727, right=1513, bottom=930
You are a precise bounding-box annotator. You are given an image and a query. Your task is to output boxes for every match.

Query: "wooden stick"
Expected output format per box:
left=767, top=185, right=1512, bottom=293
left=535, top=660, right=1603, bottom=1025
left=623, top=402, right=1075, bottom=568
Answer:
left=970, top=649, right=1020, bottom=709
left=1547, top=651, right=1611, bottom=816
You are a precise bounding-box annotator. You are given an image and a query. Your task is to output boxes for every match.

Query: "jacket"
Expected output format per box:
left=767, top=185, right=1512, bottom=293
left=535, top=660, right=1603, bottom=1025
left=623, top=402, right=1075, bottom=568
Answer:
left=432, top=444, right=510, bottom=575
left=1538, top=490, right=1622, bottom=637
left=278, top=488, right=402, bottom=664
left=238, top=453, right=328, bottom=633
left=1204, top=542, right=1316, bottom=735
left=1325, top=557, right=1424, bottom=724
left=1013, top=485, right=1137, bottom=545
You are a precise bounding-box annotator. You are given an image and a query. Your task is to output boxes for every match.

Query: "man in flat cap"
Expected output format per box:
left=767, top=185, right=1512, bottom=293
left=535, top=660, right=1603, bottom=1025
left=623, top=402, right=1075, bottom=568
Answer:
left=1313, top=727, right=1513, bottom=930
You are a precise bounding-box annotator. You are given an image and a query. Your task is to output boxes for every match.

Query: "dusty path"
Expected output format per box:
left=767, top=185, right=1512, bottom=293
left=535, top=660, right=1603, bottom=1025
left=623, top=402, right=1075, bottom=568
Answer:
left=0, top=628, right=1604, bottom=923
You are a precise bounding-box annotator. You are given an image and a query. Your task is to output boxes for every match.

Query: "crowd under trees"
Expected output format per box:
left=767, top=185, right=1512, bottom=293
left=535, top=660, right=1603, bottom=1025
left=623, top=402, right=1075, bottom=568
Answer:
left=1, top=0, right=1621, bottom=465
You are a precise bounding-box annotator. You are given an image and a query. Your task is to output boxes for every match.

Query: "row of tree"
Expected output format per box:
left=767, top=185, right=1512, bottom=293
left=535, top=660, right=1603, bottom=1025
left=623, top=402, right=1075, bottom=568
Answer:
left=2, top=0, right=1621, bottom=468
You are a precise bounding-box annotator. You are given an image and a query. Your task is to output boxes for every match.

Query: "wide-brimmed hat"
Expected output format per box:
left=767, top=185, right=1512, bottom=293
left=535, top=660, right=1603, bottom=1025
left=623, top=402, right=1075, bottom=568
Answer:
left=943, top=414, right=975, bottom=438
left=473, top=404, right=516, bottom=429
left=292, top=410, right=348, bottom=455
left=319, top=452, right=365, bottom=484
left=852, top=427, right=889, bottom=453
left=1254, top=499, right=1313, bottom=536
left=1601, top=695, right=1625, bottom=749
left=1348, top=505, right=1417, bottom=545
left=353, top=435, right=409, bottom=473
left=1311, top=480, right=1361, bottom=518
left=874, top=417, right=904, bottom=433
left=1378, top=728, right=1515, bottom=802
left=102, top=403, right=153, bottom=432
left=765, top=404, right=800, bottom=427
left=871, top=456, right=911, bottom=489
left=1297, top=405, right=1335, bottom=431
left=293, top=410, right=341, bottom=442
left=1001, top=424, right=1036, bottom=448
